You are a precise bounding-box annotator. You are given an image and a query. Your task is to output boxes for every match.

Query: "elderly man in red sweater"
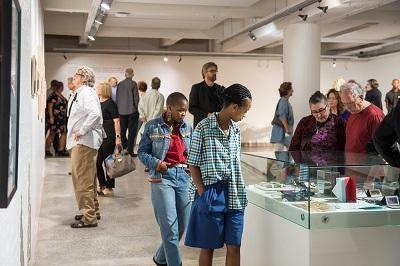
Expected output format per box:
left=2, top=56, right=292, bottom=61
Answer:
left=340, top=80, right=384, bottom=153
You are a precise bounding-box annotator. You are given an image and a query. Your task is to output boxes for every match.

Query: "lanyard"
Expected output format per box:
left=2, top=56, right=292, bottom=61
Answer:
left=68, top=93, right=78, bottom=118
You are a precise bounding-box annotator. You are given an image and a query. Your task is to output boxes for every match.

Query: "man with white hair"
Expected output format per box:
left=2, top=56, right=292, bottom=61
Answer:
left=67, top=66, right=103, bottom=228
left=340, top=80, right=384, bottom=153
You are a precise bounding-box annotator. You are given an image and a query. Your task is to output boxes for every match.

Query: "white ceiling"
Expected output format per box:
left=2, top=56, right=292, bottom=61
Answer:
left=116, top=0, right=261, bottom=7
left=43, top=0, right=400, bottom=58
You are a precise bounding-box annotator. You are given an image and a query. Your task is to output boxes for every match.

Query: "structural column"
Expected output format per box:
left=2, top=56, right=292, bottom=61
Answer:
left=283, top=23, right=320, bottom=125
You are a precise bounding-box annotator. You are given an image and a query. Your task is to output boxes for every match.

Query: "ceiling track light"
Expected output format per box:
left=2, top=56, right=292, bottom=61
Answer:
left=317, top=6, right=328, bottom=13
left=298, top=14, right=308, bottom=22
left=100, top=2, right=110, bottom=11
left=332, top=58, right=337, bottom=68
left=133, top=55, right=137, bottom=61
left=248, top=31, right=256, bottom=41
left=163, top=56, right=168, bottom=62
left=178, top=56, right=182, bottom=63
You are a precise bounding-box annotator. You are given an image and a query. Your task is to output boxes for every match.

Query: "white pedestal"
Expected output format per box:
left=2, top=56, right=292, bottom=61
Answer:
left=241, top=203, right=400, bottom=266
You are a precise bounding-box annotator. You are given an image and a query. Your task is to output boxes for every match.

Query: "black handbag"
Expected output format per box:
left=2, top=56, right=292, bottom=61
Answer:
left=271, top=99, right=284, bottom=127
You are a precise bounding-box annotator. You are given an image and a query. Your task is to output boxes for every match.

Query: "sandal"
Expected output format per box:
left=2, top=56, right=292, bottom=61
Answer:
left=70, top=221, right=97, bottom=228
left=102, top=188, right=114, bottom=197
left=74, top=213, right=101, bottom=221
left=97, top=187, right=105, bottom=196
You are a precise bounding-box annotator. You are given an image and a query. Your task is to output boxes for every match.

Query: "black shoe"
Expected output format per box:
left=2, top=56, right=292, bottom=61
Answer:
left=70, top=221, right=97, bottom=228
left=74, top=214, right=101, bottom=221
left=152, top=256, right=167, bottom=266
left=56, top=150, right=70, bottom=157
left=45, top=151, right=53, bottom=157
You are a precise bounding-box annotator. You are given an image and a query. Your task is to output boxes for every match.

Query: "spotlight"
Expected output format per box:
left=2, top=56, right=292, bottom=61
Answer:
left=248, top=31, right=256, bottom=41
left=298, top=14, right=308, bottom=22
left=88, top=35, right=95, bottom=41
left=178, top=56, right=182, bottom=63
left=133, top=55, right=137, bottom=61
left=63, top=53, right=67, bottom=60
left=280, top=57, right=284, bottom=64
left=163, top=56, right=168, bottom=62
left=101, top=2, right=110, bottom=10
left=332, top=59, right=337, bottom=68
left=317, top=6, right=328, bottom=13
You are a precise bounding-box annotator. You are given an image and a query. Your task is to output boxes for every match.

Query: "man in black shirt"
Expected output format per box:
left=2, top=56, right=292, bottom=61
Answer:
left=385, top=79, right=399, bottom=114
left=189, top=62, right=224, bottom=128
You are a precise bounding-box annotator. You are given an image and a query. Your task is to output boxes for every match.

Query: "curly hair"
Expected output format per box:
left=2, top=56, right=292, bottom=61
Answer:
left=75, top=66, right=95, bottom=87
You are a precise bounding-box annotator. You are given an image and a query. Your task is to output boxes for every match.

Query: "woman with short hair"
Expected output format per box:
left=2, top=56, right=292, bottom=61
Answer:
left=365, top=78, right=383, bottom=110
left=270, top=82, right=294, bottom=150
left=289, top=91, right=346, bottom=151
left=95, top=81, right=121, bottom=196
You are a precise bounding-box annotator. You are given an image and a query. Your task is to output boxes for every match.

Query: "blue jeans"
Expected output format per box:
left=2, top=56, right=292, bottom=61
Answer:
left=151, top=167, right=191, bottom=266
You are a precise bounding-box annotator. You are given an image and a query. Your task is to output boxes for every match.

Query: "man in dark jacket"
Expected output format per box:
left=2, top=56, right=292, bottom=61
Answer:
left=116, top=68, right=139, bottom=156
left=189, top=62, right=224, bottom=128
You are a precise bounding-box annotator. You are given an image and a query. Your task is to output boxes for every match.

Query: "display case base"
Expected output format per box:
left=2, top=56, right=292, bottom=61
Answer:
left=241, top=203, right=400, bottom=266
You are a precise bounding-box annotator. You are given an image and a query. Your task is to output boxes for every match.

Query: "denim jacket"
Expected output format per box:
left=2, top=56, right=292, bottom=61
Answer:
left=138, top=115, right=192, bottom=179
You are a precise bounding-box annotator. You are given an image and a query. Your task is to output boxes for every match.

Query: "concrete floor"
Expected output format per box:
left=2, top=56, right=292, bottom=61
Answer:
left=33, top=157, right=227, bottom=266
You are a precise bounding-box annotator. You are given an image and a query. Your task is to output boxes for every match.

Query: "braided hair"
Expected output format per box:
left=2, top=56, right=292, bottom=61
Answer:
left=166, top=92, right=188, bottom=106
left=219, top=83, right=252, bottom=108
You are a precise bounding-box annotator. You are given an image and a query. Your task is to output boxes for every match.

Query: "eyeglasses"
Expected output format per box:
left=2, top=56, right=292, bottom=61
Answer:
left=311, top=105, right=327, bottom=115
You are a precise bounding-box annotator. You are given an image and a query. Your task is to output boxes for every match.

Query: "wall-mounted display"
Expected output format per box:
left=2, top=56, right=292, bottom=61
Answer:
left=0, top=0, right=21, bottom=208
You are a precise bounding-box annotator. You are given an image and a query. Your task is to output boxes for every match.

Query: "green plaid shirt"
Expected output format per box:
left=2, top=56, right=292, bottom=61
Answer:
left=188, top=113, right=247, bottom=210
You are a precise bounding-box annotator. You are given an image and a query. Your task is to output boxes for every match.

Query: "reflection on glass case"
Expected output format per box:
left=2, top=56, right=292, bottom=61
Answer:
left=241, top=151, right=400, bottom=229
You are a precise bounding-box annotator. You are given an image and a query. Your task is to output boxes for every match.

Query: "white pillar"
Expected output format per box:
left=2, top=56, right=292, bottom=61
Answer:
left=283, top=23, right=320, bottom=125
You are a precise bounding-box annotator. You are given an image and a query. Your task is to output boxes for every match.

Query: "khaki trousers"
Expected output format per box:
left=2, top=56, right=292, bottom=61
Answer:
left=71, top=144, right=99, bottom=225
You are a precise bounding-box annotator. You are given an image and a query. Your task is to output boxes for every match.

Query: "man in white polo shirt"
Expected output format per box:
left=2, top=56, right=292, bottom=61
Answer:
left=67, top=66, right=104, bottom=228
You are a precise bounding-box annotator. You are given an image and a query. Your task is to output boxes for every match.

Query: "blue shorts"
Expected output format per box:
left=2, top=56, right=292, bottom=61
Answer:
left=184, top=181, right=244, bottom=249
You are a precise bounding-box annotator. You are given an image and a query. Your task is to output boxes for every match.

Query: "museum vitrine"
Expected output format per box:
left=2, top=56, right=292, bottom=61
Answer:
left=241, top=151, right=400, bottom=229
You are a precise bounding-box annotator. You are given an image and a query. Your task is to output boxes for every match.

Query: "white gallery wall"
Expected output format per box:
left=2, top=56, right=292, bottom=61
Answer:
left=0, top=0, right=45, bottom=265
left=45, top=52, right=400, bottom=143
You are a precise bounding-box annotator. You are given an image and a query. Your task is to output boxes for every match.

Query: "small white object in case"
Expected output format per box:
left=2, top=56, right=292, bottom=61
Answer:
left=385, top=195, right=400, bottom=209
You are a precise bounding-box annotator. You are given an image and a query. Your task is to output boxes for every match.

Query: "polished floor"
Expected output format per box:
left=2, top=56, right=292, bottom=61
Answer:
left=33, top=157, right=227, bottom=266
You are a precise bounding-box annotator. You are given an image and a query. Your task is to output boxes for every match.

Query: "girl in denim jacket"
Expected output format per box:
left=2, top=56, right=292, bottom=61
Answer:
left=138, top=92, right=192, bottom=266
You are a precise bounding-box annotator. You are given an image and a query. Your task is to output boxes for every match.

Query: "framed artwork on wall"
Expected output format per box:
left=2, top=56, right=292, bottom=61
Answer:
left=0, top=0, right=21, bottom=208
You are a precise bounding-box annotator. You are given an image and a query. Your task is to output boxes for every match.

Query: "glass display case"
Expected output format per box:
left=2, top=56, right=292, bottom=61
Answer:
left=241, top=151, right=400, bottom=229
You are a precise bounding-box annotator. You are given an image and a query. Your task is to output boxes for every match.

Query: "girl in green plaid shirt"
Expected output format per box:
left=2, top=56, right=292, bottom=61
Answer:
left=185, top=84, right=252, bottom=266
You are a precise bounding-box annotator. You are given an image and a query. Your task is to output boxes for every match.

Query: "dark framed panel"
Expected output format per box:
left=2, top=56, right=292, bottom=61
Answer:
left=0, top=0, right=21, bottom=208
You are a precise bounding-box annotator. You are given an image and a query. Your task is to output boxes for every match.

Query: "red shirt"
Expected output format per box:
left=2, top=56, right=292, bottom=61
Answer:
left=163, top=114, right=187, bottom=165
left=345, top=104, right=384, bottom=153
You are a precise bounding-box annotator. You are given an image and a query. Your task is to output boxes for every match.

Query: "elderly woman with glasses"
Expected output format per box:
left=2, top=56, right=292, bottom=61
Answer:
left=289, top=91, right=346, bottom=151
